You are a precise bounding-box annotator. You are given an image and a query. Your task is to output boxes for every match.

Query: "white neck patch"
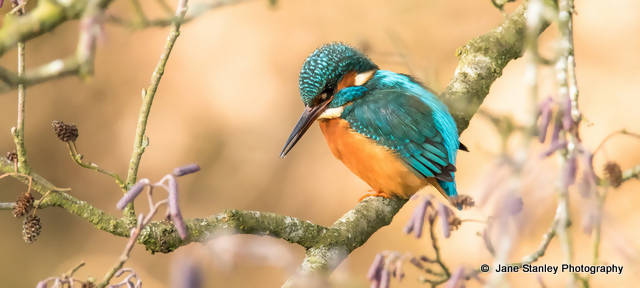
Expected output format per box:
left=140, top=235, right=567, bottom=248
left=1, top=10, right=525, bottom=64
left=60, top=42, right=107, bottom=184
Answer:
left=354, top=70, right=375, bottom=86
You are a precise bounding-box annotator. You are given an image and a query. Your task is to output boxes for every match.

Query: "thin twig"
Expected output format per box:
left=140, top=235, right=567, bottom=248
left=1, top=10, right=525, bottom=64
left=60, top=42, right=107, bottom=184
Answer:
left=66, top=142, right=125, bottom=190
left=155, top=0, right=175, bottom=14
left=98, top=200, right=167, bottom=288
left=419, top=216, right=451, bottom=287
left=130, top=0, right=148, bottom=25
left=11, top=1, right=30, bottom=175
left=622, top=164, right=640, bottom=182
left=106, top=0, right=251, bottom=29
left=124, top=0, right=190, bottom=221
left=592, top=129, right=640, bottom=156
left=557, top=0, right=580, bottom=286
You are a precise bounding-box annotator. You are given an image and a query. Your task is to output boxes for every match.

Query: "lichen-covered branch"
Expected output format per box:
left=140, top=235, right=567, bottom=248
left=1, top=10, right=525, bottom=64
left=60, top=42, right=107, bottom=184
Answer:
left=1, top=157, right=328, bottom=252
left=442, top=2, right=550, bottom=132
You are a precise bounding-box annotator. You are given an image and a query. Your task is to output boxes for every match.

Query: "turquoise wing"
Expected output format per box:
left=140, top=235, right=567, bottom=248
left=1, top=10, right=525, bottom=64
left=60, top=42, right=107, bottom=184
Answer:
left=342, top=88, right=456, bottom=182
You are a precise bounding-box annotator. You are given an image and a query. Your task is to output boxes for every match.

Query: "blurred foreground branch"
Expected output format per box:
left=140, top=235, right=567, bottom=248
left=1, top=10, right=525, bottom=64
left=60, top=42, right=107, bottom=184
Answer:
left=0, top=0, right=247, bottom=94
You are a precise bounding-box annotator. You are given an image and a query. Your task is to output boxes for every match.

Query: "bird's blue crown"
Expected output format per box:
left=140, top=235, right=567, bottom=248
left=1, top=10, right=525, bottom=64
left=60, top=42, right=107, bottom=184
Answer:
left=298, top=43, right=378, bottom=106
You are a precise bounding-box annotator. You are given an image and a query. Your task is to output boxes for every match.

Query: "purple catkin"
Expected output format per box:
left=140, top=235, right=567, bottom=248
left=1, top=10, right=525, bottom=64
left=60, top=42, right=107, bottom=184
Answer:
left=402, top=215, right=415, bottom=235
left=537, top=97, right=553, bottom=143
left=578, top=152, right=597, bottom=197
left=501, top=193, right=524, bottom=215
left=116, top=179, right=149, bottom=210
left=419, top=255, right=435, bottom=263
left=563, top=155, right=578, bottom=188
left=437, top=203, right=451, bottom=238
left=173, top=164, right=201, bottom=177
left=582, top=209, right=600, bottom=235
left=411, top=197, right=431, bottom=238
left=379, top=269, right=390, bottom=288
left=446, top=267, right=465, bottom=288
left=367, top=254, right=385, bottom=281
left=481, top=229, right=496, bottom=255
left=36, top=281, right=47, bottom=288
left=551, top=117, right=562, bottom=143
left=562, top=97, right=574, bottom=130
left=171, top=258, right=203, bottom=288
left=394, top=262, right=405, bottom=281
left=540, top=140, right=567, bottom=158
left=167, top=175, right=188, bottom=239
left=409, top=257, right=425, bottom=269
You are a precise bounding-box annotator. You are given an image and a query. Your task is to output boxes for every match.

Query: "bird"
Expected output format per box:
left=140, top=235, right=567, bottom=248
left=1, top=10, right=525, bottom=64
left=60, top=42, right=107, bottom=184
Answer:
left=280, top=43, right=467, bottom=201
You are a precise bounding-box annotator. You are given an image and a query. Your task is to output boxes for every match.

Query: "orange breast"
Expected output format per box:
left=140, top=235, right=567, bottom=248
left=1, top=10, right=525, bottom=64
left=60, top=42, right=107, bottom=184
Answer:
left=318, top=118, right=437, bottom=199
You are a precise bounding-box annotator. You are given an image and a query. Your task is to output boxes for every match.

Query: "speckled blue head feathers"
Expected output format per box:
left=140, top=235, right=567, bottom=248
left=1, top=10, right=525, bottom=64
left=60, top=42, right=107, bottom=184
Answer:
left=298, top=43, right=378, bottom=106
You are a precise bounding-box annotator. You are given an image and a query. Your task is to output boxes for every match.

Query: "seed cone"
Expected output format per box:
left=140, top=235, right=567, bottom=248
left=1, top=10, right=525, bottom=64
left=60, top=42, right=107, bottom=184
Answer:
left=449, top=194, right=475, bottom=210
left=604, top=162, right=623, bottom=188
left=52, top=120, right=79, bottom=142
left=13, top=193, right=34, bottom=218
left=23, top=215, right=42, bottom=244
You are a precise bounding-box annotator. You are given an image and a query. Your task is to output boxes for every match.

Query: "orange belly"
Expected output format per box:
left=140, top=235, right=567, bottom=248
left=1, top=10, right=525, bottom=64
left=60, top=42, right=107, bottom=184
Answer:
left=318, top=118, right=440, bottom=199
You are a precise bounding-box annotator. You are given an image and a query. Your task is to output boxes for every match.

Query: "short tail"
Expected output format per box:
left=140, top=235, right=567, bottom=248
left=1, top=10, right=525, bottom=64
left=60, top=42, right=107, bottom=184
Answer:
left=437, top=179, right=462, bottom=210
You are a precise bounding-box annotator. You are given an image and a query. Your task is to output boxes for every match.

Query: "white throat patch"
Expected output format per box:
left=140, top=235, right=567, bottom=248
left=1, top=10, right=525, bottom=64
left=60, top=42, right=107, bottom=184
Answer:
left=318, top=106, right=345, bottom=119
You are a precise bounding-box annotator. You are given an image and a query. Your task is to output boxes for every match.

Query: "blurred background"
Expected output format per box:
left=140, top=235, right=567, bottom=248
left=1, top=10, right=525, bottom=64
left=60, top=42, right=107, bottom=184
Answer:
left=1, top=0, right=639, bottom=287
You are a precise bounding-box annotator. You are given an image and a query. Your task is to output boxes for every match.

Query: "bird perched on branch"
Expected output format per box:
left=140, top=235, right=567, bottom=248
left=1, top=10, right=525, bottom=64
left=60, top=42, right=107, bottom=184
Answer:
left=281, top=43, right=467, bottom=201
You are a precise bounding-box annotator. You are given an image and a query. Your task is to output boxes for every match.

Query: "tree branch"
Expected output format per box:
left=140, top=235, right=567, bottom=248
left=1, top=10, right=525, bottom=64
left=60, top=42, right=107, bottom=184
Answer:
left=0, top=0, right=246, bottom=94
left=106, top=0, right=251, bottom=29
left=1, top=157, right=328, bottom=251
left=442, top=3, right=549, bottom=132
left=0, top=0, right=113, bottom=57
left=622, top=164, right=640, bottom=182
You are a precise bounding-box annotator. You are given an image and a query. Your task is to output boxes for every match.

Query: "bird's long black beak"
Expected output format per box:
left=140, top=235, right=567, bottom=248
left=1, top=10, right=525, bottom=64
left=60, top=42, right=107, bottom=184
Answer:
left=280, top=98, right=332, bottom=158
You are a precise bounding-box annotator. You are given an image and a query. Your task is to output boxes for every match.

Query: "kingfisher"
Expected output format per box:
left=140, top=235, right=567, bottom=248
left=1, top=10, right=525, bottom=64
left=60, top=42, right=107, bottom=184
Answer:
left=280, top=43, right=467, bottom=201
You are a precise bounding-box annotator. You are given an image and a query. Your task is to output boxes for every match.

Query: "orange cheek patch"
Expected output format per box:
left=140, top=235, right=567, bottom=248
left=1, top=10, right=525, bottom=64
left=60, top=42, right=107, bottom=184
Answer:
left=336, top=70, right=357, bottom=91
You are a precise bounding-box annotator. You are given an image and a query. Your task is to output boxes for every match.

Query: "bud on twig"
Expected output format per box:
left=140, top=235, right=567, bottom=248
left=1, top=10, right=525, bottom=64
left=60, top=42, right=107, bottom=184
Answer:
left=5, top=151, right=17, bottom=162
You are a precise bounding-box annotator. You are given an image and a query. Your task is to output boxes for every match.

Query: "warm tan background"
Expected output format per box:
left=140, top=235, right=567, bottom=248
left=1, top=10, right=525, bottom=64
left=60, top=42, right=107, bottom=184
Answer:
left=1, top=0, right=639, bottom=287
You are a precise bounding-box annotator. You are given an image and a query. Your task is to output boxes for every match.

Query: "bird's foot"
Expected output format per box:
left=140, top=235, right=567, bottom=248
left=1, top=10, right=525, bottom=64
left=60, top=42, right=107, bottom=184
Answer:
left=358, top=190, right=392, bottom=202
